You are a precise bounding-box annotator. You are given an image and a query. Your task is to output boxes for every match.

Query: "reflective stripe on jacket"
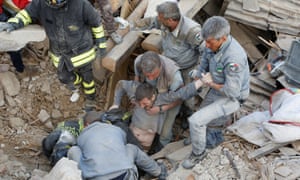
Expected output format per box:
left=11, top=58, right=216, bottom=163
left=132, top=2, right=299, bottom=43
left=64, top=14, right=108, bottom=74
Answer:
left=49, top=48, right=96, bottom=68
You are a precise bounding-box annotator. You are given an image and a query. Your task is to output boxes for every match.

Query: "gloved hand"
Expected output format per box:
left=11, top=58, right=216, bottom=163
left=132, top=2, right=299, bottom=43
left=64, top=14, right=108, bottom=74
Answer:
left=0, top=13, right=8, bottom=22
left=201, top=72, right=213, bottom=84
left=96, top=47, right=107, bottom=59
left=188, top=69, right=199, bottom=79
left=114, top=17, right=129, bottom=30
left=0, top=22, right=16, bottom=32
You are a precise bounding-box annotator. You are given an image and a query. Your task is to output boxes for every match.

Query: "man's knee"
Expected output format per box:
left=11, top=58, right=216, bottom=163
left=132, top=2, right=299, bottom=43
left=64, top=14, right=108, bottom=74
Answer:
left=57, top=70, right=76, bottom=84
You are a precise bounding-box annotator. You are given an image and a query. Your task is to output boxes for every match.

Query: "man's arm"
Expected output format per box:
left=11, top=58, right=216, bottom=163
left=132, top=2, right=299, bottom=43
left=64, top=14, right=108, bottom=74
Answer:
left=147, top=79, right=203, bottom=115
left=133, top=16, right=161, bottom=30
left=157, top=79, right=203, bottom=104
left=109, top=80, right=139, bottom=110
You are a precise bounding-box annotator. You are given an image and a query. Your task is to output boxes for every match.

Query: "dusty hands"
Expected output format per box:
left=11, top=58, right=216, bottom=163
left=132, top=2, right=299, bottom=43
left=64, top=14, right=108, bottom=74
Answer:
left=146, top=106, right=160, bottom=115
left=201, top=72, right=213, bottom=84
left=194, top=79, right=204, bottom=89
left=188, top=69, right=199, bottom=79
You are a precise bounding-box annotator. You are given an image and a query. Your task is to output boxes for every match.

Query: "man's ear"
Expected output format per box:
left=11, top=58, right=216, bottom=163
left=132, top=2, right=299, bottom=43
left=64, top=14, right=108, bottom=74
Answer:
left=221, top=35, right=227, bottom=42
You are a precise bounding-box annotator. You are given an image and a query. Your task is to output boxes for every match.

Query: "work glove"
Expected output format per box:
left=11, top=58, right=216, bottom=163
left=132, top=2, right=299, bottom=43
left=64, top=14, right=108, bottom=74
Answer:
left=114, top=17, right=129, bottom=30
left=188, top=69, right=200, bottom=79
left=0, top=22, right=17, bottom=32
left=95, top=37, right=107, bottom=58
left=201, top=72, right=213, bottom=84
left=0, top=13, right=8, bottom=22
left=96, top=47, right=106, bottom=59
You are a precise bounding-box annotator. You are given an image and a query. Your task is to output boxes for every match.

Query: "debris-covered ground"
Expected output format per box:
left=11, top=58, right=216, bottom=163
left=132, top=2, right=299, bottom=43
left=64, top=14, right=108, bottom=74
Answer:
left=0, top=44, right=297, bottom=180
left=1, top=0, right=300, bottom=179
left=0, top=45, right=108, bottom=179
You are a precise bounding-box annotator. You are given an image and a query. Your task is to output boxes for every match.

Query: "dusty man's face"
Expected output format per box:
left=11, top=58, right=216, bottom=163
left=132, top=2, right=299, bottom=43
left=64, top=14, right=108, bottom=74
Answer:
left=205, top=36, right=227, bottom=52
left=143, top=67, right=161, bottom=81
left=138, top=95, right=155, bottom=110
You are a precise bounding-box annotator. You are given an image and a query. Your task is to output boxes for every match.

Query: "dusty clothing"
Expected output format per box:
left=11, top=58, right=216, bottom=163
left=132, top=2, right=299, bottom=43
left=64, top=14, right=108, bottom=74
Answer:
left=97, top=0, right=116, bottom=34
left=113, top=80, right=199, bottom=108
left=134, top=53, right=183, bottom=145
left=135, top=15, right=203, bottom=110
left=113, top=79, right=199, bottom=146
left=134, top=54, right=182, bottom=93
left=25, top=0, right=101, bottom=60
left=135, top=16, right=203, bottom=70
left=197, top=36, right=250, bottom=100
left=42, top=119, right=84, bottom=165
left=68, top=122, right=161, bottom=179
left=189, top=36, right=250, bottom=155
left=8, top=0, right=106, bottom=100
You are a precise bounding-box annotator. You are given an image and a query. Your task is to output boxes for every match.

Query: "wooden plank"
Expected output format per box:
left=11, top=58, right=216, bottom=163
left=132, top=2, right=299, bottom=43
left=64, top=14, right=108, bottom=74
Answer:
left=242, top=0, right=259, bottom=12
left=257, top=70, right=277, bottom=88
left=229, top=20, right=265, bottom=65
left=104, top=53, right=133, bottom=109
left=250, top=77, right=277, bottom=93
left=248, top=142, right=290, bottom=159
left=141, top=0, right=208, bottom=52
left=102, top=31, right=143, bottom=72
left=96, top=0, right=148, bottom=73
left=151, top=140, right=185, bottom=160
left=250, top=83, right=272, bottom=97
left=166, top=144, right=192, bottom=162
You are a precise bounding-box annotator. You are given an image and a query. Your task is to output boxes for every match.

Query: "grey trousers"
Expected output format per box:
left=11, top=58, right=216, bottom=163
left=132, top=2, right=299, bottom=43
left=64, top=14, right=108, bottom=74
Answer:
left=188, top=90, right=240, bottom=155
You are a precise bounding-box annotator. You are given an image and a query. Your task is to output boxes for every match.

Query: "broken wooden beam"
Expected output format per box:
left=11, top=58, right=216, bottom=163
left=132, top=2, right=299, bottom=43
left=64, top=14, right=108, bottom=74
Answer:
left=248, top=142, right=290, bottom=159
left=94, top=0, right=148, bottom=75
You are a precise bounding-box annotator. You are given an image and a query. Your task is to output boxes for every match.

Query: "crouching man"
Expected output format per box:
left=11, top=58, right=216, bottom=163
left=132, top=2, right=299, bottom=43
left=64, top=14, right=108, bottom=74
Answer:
left=68, top=111, right=168, bottom=180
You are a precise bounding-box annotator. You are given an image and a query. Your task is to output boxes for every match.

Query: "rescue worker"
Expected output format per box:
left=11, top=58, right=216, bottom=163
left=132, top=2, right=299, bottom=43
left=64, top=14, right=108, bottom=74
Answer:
left=42, top=118, right=85, bottom=166
left=0, top=0, right=107, bottom=111
left=68, top=111, right=168, bottom=180
left=134, top=50, right=184, bottom=146
left=110, top=78, right=204, bottom=153
left=133, top=1, right=204, bottom=112
left=182, top=16, right=250, bottom=169
left=0, top=0, right=30, bottom=77
left=42, top=109, right=143, bottom=166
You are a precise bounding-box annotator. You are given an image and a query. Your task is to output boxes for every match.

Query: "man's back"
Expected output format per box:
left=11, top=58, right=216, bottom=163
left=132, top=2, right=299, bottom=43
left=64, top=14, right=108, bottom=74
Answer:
left=77, top=122, right=133, bottom=178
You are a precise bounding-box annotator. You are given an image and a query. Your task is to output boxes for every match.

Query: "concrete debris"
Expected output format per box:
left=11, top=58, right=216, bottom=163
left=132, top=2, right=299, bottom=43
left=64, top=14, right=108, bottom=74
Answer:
left=225, top=0, right=300, bottom=36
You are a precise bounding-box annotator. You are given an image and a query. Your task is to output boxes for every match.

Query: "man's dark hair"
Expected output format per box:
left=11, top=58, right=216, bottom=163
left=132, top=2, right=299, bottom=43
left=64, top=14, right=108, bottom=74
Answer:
left=83, top=111, right=104, bottom=126
left=135, top=83, right=156, bottom=101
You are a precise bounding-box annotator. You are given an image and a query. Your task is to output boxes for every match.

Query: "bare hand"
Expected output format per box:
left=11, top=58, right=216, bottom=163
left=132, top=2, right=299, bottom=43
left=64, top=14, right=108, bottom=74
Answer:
left=146, top=106, right=160, bottom=115
left=201, top=72, right=213, bottom=84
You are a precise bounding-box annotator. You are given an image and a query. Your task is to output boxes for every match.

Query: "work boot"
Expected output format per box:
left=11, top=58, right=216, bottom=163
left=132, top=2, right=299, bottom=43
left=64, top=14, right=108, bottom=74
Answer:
left=157, top=160, right=168, bottom=180
left=182, top=151, right=207, bottom=169
left=84, top=99, right=96, bottom=112
left=110, top=32, right=123, bottom=44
